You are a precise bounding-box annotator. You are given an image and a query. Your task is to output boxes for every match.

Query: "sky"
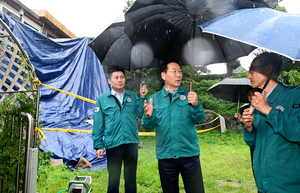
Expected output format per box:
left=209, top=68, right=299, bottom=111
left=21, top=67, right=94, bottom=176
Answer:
left=19, top=0, right=300, bottom=74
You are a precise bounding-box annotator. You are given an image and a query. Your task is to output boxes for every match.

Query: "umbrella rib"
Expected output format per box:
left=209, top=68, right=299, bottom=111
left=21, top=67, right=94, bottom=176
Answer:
left=217, top=34, right=253, bottom=62
left=172, top=0, right=208, bottom=23
left=130, top=4, right=191, bottom=37
left=159, top=2, right=198, bottom=32
left=128, top=3, right=188, bottom=30
left=170, top=0, right=246, bottom=24
left=211, top=35, right=231, bottom=63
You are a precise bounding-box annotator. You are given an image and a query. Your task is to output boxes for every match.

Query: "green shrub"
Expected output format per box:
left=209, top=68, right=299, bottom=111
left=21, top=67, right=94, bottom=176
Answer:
left=0, top=92, right=38, bottom=192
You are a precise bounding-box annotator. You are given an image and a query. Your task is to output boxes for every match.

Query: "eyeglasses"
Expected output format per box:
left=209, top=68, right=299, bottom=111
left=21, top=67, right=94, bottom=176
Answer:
left=165, top=70, right=183, bottom=75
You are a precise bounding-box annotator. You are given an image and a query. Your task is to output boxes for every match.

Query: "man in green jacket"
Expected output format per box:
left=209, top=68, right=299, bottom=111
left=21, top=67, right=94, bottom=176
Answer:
left=92, top=65, right=147, bottom=193
left=242, top=52, right=300, bottom=193
left=142, top=59, right=206, bottom=193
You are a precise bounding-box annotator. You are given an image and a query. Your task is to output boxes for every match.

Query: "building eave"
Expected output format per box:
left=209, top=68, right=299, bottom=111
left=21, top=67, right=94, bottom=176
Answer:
left=2, top=0, right=77, bottom=39
left=8, top=0, right=40, bottom=19
left=33, top=10, right=77, bottom=39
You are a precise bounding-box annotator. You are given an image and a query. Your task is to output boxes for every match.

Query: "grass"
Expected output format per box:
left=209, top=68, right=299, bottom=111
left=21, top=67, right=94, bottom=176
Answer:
left=36, top=130, right=257, bottom=192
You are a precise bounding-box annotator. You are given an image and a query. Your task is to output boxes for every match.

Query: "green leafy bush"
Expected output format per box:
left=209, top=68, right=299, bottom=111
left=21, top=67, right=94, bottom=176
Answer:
left=0, top=92, right=38, bottom=192
left=280, top=70, right=300, bottom=86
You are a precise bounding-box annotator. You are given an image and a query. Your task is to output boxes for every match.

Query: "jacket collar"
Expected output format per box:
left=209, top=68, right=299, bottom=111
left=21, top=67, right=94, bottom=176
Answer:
left=162, top=86, right=184, bottom=97
left=267, top=82, right=285, bottom=104
left=108, top=88, right=128, bottom=96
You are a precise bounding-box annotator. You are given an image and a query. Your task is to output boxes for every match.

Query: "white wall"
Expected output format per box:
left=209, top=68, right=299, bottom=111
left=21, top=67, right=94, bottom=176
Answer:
left=0, top=2, right=42, bottom=32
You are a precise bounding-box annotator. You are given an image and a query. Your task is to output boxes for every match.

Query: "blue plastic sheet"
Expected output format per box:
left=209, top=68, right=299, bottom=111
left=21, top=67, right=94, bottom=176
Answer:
left=2, top=13, right=109, bottom=170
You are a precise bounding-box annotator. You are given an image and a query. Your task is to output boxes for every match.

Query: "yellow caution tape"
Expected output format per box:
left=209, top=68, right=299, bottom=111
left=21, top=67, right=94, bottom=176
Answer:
left=138, top=124, right=222, bottom=136
left=35, top=127, right=47, bottom=139
left=197, top=124, right=221, bottom=133
left=40, top=124, right=221, bottom=137
left=197, top=116, right=219, bottom=126
left=42, top=128, right=92, bottom=133
left=33, top=78, right=41, bottom=85
left=41, top=128, right=153, bottom=136
left=33, top=78, right=96, bottom=104
left=138, top=132, right=156, bottom=136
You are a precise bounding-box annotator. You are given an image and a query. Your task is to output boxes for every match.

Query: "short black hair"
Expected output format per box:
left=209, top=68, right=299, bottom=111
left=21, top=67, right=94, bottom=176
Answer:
left=107, top=65, right=125, bottom=78
left=159, top=59, right=181, bottom=74
left=252, top=52, right=283, bottom=76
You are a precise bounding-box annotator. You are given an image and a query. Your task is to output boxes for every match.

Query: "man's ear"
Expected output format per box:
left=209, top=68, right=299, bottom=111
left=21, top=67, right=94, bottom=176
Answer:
left=266, top=64, right=273, bottom=75
left=161, top=72, right=166, bottom=81
left=108, top=79, right=111, bottom=85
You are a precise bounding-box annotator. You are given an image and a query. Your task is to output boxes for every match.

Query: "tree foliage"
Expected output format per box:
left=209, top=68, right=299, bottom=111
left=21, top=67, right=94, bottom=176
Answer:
left=226, top=59, right=241, bottom=77
left=123, top=0, right=136, bottom=13
left=227, top=60, right=241, bottom=70
left=280, top=70, right=300, bottom=86
left=265, top=0, right=283, bottom=8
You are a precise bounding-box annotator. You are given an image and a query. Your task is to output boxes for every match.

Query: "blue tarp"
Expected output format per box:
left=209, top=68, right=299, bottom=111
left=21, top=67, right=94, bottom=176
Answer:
left=2, top=13, right=109, bottom=170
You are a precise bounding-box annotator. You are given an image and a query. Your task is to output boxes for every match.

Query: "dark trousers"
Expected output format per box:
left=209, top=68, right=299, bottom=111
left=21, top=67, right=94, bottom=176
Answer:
left=106, top=143, right=138, bottom=193
left=158, top=156, right=205, bottom=193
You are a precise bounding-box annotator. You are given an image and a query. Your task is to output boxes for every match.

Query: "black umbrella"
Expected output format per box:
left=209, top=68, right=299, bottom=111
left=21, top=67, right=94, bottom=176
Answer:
left=207, top=78, right=252, bottom=103
left=124, top=0, right=269, bottom=88
left=88, top=15, right=163, bottom=82
left=207, top=78, right=252, bottom=113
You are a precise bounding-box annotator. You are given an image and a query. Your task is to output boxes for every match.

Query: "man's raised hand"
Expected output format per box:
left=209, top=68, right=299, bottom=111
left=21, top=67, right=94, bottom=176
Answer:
left=144, top=98, right=153, bottom=117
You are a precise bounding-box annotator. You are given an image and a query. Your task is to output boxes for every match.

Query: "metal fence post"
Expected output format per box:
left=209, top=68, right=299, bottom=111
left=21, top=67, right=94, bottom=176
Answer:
left=20, top=113, right=37, bottom=193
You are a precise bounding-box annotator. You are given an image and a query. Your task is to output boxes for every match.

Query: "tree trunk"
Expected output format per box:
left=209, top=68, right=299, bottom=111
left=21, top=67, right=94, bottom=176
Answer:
left=226, top=64, right=233, bottom=77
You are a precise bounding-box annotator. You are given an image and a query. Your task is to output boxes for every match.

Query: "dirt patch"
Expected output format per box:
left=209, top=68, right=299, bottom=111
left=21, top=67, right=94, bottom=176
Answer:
left=217, top=180, right=242, bottom=187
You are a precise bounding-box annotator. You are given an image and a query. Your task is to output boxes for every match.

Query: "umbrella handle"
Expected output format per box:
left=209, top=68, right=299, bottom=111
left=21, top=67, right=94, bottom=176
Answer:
left=190, top=81, right=193, bottom=92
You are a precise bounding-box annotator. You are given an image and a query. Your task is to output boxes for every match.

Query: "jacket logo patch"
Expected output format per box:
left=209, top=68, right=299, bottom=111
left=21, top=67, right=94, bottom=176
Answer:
left=180, top=95, right=186, bottom=100
left=94, top=107, right=99, bottom=112
left=276, top=105, right=284, bottom=112
left=293, top=104, right=300, bottom=108
left=127, top=98, right=131, bottom=102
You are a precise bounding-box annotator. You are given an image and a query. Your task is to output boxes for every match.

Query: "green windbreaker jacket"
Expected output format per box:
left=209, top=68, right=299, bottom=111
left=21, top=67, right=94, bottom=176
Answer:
left=142, top=86, right=205, bottom=160
left=93, top=89, right=146, bottom=150
left=243, top=82, right=300, bottom=193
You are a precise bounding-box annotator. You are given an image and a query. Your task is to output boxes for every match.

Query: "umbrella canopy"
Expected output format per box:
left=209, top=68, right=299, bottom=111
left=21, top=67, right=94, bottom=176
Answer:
left=124, top=0, right=269, bottom=70
left=88, top=15, right=162, bottom=71
left=207, top=78, right=252, bottom=103
left=200, top=8, right=300, bottom=61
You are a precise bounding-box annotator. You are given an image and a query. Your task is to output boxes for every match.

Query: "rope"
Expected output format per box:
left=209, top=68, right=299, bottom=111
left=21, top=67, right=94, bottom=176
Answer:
left=33, top=78, right=96, bottom=104
left=197, top=124, right=221, bottom=133
left=138, top=132, right=156, bottom=136
left=41, top=128, right=92, bottom=133
left=197, top=116, right=219, bottom=126
left=35, top=127, right=47, bottom=139
left=39, top=124, right=221, bottom=137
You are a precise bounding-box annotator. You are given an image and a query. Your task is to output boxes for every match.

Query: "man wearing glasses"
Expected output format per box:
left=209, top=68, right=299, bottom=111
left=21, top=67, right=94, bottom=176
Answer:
left=142, top=59, right=206, bottom=193
left=242, top=52, right=300, bottom=193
